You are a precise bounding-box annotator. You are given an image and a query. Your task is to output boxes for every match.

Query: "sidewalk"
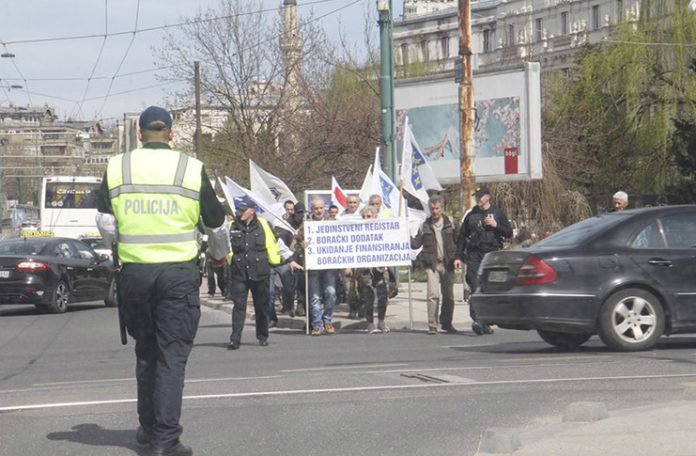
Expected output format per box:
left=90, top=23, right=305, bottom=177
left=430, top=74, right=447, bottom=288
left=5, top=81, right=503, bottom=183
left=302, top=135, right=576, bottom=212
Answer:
left=199, top=279, right=473, bottom=334
left=477, top=398, right=696, bottom=456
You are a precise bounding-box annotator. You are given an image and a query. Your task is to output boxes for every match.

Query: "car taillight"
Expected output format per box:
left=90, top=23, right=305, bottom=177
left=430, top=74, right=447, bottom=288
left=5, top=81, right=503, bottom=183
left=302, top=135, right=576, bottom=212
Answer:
left=515, top=256, right=557, bottom=285
left=17, top=260, right=50, bottom=272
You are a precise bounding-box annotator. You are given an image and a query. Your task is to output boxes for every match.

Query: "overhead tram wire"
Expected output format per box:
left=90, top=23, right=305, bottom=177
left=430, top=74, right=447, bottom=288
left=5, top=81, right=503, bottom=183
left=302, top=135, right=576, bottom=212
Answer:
left=94, top=0, right=141, bottom=121
left=0, top=0, right=362, bottom=118
left=0, top=0, right=344, bottom=46
left=1, top=43, right=33, bottom=107
left=80, top=0, right=362, bottom=118
left=71, top=0, right=109, bottom=120
left=0, top=0, right=362, bottom=85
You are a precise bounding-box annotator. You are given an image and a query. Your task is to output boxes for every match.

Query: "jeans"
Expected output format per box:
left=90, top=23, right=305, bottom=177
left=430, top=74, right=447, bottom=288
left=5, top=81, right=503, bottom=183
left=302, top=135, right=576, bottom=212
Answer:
left=270, top=263, right=295, bottom=316
left=308, top=270, right=336, bottom=329
left=206, top=262, right=225, bottom=296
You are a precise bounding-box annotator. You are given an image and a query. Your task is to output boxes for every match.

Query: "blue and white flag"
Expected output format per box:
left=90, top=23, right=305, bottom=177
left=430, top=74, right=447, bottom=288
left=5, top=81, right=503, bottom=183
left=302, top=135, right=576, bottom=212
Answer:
left=371, top=148, right=403, bottom=218
left=400, top=117, right=443, bottom=210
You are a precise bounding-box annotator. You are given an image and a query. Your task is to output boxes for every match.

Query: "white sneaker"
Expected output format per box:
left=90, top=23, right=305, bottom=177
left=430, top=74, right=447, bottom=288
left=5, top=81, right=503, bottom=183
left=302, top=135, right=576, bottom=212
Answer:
left=377, top=320, right=390, bottom=333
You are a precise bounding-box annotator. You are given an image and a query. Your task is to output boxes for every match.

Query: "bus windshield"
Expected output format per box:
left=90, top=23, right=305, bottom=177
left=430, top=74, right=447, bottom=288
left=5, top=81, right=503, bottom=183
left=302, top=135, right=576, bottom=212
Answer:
left=44, top=182, right=99, bottom=209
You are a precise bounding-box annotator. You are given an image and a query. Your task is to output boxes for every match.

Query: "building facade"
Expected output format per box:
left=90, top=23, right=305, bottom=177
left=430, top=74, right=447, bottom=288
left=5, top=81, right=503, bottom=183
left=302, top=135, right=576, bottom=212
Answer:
left=0, top=104, right=120, bottom=205
left=395, top=0, right=642, bottom=78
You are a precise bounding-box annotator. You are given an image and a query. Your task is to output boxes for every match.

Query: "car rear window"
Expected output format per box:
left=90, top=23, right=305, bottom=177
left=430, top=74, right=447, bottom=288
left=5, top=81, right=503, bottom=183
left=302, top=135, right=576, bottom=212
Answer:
left=535, top=214, right=628, bottom=247
left=0, top=240, right=49, bottom=255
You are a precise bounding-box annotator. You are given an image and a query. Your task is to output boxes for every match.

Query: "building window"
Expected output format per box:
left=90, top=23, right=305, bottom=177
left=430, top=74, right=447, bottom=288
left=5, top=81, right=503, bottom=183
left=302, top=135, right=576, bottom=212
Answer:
left=420, top=39, right=428, bottom=61
left=440, top=36, right=450, bottom=58
left=616, top=0, right=623, bottom=22
left=401, top=43, right=409, bottom=66
left=561, top=12, right=569, bottom=35
left=592, top=5, right=600, bottom=30
left=535, top=18, right=543, bottom=42
left=507, top=24, right=515, bottom=46
left=483, top=29, right=492, bottom=52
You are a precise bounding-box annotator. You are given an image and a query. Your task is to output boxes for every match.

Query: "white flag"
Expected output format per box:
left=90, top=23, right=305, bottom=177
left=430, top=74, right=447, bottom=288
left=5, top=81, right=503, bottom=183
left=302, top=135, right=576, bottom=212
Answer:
left=358, top=165, right=373, bottom=207
left=224, top=176, right=295, bottom=233
left=218, top=176, right=244, bottom=216
left=249, top=160, right=296, bottom=205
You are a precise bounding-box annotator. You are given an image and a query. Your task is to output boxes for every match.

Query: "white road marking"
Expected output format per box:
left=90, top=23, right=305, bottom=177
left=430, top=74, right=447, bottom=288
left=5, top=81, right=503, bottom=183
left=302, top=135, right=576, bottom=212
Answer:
left=34, top=378, right=133, bottom=386
left=3, top=372, right=696, bottom=413
left=280, top=363, right=408, bottom=373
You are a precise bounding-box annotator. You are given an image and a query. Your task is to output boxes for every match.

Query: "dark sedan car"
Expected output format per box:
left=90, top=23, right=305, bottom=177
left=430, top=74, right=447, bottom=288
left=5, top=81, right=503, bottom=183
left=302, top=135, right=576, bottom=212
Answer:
left=0, top=237, right=116, bottom=313
left=471, top=205, right=696, bottom=351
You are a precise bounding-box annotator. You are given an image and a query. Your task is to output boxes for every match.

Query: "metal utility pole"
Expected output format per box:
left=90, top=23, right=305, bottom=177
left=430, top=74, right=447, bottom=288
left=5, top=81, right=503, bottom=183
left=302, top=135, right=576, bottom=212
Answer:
left=459, top=0, right=476, bottom=210
left=377, top=0, right=396, bottom=181
left=194, top=61, right=202, bottom=159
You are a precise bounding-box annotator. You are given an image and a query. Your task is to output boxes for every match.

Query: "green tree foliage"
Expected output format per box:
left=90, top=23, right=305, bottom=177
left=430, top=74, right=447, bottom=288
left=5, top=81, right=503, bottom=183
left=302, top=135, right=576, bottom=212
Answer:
left=544, top=0, right=696, bottom=202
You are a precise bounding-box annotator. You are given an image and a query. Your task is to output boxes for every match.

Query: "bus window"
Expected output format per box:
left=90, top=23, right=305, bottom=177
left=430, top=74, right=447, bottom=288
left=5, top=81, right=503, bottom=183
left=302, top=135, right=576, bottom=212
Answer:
left=44, top=182, right=99, bottom=209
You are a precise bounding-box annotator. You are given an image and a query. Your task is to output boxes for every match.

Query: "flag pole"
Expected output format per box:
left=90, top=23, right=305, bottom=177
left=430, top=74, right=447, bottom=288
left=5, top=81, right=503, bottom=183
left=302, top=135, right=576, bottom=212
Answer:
left=408, top=266, right=413, bottom=330
left=305, top=268, right=309, bottom=335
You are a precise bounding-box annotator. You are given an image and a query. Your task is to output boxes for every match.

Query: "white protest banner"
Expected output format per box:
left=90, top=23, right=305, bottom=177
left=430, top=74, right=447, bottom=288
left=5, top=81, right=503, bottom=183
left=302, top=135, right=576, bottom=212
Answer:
left=303, top=218, right=412, bottom=270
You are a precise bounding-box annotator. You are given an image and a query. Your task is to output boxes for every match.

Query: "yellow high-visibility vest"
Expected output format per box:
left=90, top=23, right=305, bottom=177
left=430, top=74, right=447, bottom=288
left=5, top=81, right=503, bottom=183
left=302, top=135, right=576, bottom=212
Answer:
left=107, top=148, right=202, bottom=264
left=227, top=216, right=281, bottom=266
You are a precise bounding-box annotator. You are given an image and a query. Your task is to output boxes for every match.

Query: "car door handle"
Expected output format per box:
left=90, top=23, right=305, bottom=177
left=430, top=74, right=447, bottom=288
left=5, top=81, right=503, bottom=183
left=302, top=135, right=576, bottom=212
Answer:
left=648, top=259, right=673, bottom=267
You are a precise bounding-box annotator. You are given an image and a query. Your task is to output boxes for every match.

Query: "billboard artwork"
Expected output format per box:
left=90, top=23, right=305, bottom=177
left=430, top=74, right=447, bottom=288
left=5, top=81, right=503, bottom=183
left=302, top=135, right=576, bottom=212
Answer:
left=395, top=62, right=541, bottom=184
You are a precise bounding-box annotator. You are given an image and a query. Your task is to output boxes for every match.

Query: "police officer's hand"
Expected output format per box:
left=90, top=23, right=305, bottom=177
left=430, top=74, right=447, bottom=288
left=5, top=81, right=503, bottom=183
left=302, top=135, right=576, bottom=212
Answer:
left=288, top=260, right=304, bottom=272
left=453, top=259, right=462, bottom=270
left=484, top=214, right=497, bottom=228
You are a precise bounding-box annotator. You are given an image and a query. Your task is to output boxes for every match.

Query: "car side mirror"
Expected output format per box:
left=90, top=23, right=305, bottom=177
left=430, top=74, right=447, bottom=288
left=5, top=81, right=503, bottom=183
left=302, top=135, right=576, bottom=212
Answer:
left=98, top=253, right=111, bottom=263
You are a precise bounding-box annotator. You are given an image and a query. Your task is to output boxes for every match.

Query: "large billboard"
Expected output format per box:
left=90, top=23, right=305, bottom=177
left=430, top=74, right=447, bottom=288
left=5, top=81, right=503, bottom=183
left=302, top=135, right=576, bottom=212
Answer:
left=395, top=62, right=542, bottom=184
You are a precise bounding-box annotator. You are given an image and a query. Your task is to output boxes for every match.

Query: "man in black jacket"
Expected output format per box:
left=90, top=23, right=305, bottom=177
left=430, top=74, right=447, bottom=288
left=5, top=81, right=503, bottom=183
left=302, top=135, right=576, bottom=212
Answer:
left=411, top=195, right=459, bottom=334
left=455, top=185, right=513, bottom=335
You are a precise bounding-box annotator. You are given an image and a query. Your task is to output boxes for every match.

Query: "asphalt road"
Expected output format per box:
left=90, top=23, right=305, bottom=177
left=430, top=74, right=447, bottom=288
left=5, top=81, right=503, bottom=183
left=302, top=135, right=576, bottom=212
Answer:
left=2, top=302, right=696, bottom=455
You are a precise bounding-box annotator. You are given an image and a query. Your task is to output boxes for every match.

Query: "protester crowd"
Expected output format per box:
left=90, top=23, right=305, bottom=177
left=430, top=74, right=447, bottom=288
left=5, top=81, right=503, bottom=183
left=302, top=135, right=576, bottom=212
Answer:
left=201, top=181, right=523, bottom=348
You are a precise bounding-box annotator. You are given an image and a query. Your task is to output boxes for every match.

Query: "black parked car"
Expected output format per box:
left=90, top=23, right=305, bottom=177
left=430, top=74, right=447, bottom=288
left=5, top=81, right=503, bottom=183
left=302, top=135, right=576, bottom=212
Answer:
left=471, top=205, right=696, bottom=351
left=0, top=237, right=116, bottom=313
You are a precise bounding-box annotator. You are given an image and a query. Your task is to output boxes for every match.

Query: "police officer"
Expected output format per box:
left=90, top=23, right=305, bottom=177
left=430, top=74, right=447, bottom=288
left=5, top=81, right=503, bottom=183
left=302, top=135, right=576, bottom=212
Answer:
left=227, top=196, right=281, bottom=350
left=96, top=106, right=229, bottom=456
left=455, top=185, right=512, bottom=336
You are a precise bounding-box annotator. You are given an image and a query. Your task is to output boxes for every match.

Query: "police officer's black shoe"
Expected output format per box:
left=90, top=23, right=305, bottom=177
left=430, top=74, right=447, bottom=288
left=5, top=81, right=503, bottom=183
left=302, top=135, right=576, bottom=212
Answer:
left=136, top=425, right=152, bottom=445
left=442, top=324, right=459, bottom=334
left=472, top=322, right=484, bottom=336
left=258, top=338, right=268, bottom=347
left=150, top=441, right=193, bottom=456
left=227, top=341, right=240, bottom=350
left=482, top=324, right=495, bottom=335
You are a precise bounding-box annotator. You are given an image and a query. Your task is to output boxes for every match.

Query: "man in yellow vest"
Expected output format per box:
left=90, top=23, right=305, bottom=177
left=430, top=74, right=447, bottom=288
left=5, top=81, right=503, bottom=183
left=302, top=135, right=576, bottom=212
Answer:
left=227, top=195, right=280, bottom=349
left=96, top=106, right=229, bottom=456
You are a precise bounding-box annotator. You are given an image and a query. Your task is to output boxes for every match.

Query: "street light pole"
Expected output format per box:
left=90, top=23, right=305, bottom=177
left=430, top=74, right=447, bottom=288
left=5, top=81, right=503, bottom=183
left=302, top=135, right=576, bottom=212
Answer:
left=377, top=0, right=396, bottom=181
left=459, top=0, right=476, bottom=210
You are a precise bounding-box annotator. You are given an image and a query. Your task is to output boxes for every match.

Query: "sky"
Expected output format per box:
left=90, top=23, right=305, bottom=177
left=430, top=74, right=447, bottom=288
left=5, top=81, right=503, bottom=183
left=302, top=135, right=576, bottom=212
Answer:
left=0, top=0, right=404, bottom=123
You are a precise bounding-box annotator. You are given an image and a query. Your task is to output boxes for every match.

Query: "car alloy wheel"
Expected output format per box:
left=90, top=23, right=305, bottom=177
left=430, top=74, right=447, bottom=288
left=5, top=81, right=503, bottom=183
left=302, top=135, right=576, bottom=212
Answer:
left=598, top=288, right=664, bottom=351
left=48, top=281, right=70, bottom=314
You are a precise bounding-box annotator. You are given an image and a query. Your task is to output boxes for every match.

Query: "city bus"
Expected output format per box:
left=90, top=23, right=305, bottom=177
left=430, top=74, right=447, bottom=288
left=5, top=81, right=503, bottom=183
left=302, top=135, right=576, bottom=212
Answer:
left=39, top=176, right=102, bottom=238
